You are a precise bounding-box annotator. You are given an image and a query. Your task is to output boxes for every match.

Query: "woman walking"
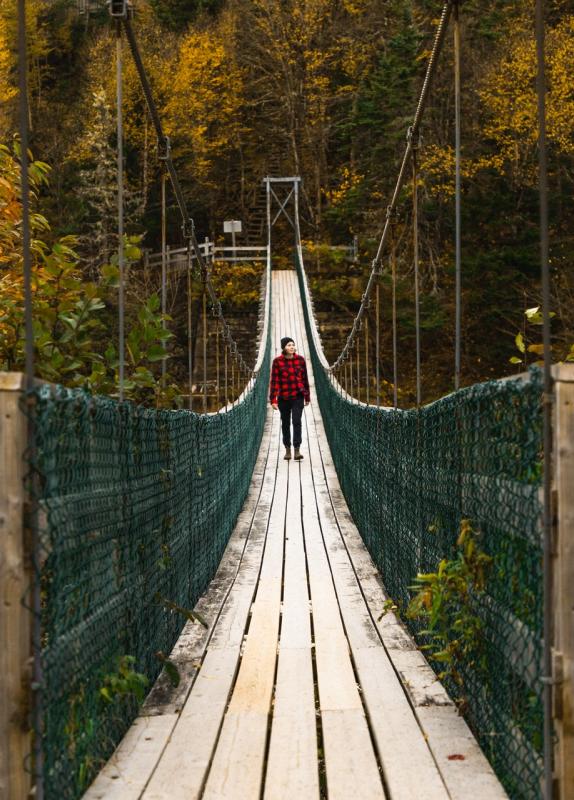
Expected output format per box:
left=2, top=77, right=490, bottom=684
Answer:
left=269, top=337, right=310, bottom=460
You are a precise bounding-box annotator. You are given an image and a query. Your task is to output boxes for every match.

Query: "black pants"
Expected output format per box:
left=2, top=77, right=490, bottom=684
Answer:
left=278, top=395, right=304, bottom=448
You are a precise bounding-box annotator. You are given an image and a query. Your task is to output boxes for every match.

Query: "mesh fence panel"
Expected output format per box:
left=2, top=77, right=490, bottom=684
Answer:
left=296, top=251, right=544, bottom=800
left=29, top=340, right=270, bottom=799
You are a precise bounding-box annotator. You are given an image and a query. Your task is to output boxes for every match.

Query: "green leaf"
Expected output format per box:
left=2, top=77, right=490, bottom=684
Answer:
left=509, top=356, right=522, bottom=364
left=99, top=687, right=113, bottom=703
left=101, top=264, right=120, bottom=286
left=147, top=344, right=168, bottom=362
left=125, top=245, right=141, bottom=261
left=515, top=332, right=525, bottom=353
left=416, top=572, right=437, bottom=582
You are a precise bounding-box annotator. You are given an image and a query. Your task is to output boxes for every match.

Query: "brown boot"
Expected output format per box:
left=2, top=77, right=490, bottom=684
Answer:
left=284, top=447, right=292, bottom=460
left=294, top=447, right=304, bottom=460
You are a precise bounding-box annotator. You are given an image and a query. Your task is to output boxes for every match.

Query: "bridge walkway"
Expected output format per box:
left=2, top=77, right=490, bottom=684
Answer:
left=84, top=271, right=507, bottom=800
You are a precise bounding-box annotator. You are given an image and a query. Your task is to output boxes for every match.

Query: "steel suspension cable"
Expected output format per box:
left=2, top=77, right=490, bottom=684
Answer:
left=121, top=14, right=253, bottom=379
left=391, top=235, right=398, bottom=409
left=376, top=280, right=381, bottom=407
left=535, top=0, right=553, bottom=797
left=116, top=20, right=126, bottom=401
left=413, top=138, right=421, bottom=406
left=216, top=323, right=220, bottom=409
left=355, top=339, right=361, bottom=400
left=365, top=318, right=370, bottom=404
left=202, top=287, right=208, bottom=413
left=187, top=239, right=193, bottom=411
left=18, top=1, right=44, bottom=796
left=332, top=1, right=454, bottom=371
left=454, top=0, right=462, bottom=391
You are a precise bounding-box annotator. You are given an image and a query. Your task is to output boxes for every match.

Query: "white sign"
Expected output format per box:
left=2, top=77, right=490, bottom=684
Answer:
left=223, top=220, right=242, bottom=234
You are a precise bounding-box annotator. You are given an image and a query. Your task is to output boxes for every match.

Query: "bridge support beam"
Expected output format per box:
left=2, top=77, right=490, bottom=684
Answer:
left=553, top=363, right=574, bottom=800
left=0, top=373, right=31, bottom=800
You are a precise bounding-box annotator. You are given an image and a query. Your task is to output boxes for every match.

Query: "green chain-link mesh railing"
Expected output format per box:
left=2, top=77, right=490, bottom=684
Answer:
left=295, top=249, right=544, bottom=800
left=28, top=310, right=270, bottom=799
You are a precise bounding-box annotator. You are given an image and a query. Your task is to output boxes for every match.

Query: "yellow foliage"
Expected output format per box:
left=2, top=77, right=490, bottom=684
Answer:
left=480, top=15, right=574, bottom=167
left=423, top=15, right=574, bottom=196
left=161, top=21, right=245, bottom=184
left=325, top=166, right=363, bottom=206
left=420, top=145, right=506, bottom=198
left=0, top=16, right=16, bottom=109
left=0, top=0, right=71, bottom=137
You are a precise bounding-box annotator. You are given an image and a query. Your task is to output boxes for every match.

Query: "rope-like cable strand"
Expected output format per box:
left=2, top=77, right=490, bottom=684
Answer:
left=454, top=1, right=462, bottom=391
left=116, top=22, right=126, bottom=401
left=121, top=16, right=255, bottom=378
left=535, top=1, right=553, bottom=797
left=18, top=1, right=44, bottom=795
left=413, top=141, right=421, bottom=406
left=332, top=1, right=454, bottom=371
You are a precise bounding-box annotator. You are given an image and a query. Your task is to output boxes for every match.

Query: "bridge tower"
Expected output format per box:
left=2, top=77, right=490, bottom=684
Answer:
left=263, top=176, right=302, bottom=255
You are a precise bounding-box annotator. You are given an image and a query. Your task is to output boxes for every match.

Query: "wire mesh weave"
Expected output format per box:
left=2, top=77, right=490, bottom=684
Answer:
left=28, top=339, right=270, bottom=799
left=296, top=252, right=544, bottom=800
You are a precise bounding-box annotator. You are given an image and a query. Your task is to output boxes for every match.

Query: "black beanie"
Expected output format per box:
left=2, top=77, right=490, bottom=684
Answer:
left=281, top=337, right=294, bottom=350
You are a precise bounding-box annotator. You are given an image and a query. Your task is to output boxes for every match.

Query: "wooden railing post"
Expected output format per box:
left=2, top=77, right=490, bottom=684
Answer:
left=553, top=363, right=574, bottom=799
left=0, top=373, right=32, bottom=799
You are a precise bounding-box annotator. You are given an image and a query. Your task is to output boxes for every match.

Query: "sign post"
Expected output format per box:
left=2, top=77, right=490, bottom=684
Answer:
left=223, top=220, right=242, bottom=261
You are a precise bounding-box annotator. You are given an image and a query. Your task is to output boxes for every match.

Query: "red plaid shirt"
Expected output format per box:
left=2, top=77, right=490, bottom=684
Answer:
left=269, top=353, right=310, bottom=404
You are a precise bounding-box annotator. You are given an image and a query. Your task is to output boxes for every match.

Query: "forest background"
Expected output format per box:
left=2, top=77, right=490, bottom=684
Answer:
left=0, top=0, right=573, bottom=405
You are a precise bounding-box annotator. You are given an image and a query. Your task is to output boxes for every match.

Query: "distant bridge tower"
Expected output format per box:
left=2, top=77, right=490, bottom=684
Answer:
left=263, top=176, right=302, bottom=255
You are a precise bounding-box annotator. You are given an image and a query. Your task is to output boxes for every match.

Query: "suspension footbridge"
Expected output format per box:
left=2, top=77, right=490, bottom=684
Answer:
left=82, top=269, right=507, bottom=800
left=1, top=2, right=573, bottom=800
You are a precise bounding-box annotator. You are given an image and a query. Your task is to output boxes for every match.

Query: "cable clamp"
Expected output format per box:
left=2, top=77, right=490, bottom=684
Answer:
left=158, top=135, right=171, bottom=162
left=409, top=126, right=420, bottom=149
left=372, top=258, right=383, bottom=277
left=182, top=217, right=195, bottom=241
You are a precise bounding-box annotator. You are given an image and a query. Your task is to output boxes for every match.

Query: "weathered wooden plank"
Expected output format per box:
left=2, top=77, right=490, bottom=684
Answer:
left=416, top=704, right=512, bottom=800
left=202, top=395, right=288, bottom=799
left=264, top=649, right=318, bottom=800
left=203, top=274, right=311, bottom=799
left=264, top=457, right=318, bottom=799
left=283, top=276, right=383, bottom=797
left=295, top=370, right=446, bottom=796
left=0, top=374, right=32, bottom=800
left=142, top=646, right=241, bottom=800
left=321, top=709, right=385, bottom=800
left=298, top=466, right=384, bottom=796
left=304, top=433, right=447, bottom=798
left=83, top=715, right=177, bottom=800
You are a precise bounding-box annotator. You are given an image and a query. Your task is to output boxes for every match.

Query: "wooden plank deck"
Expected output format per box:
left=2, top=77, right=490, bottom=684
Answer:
left=85, top=270, right=508, bottom=800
